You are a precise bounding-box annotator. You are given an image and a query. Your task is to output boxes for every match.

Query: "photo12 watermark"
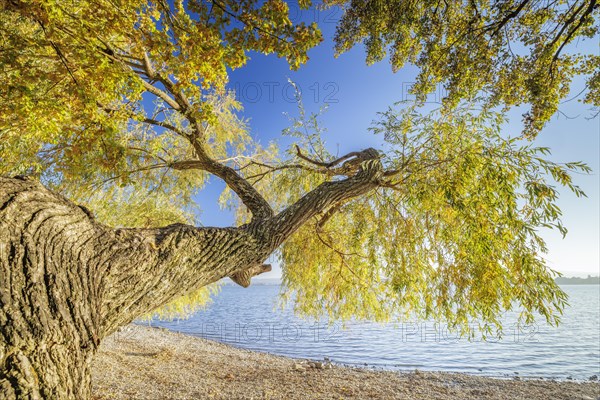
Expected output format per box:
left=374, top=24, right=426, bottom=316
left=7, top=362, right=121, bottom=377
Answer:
left=286, top=1, right=342, bottom=26
left=131, top=319, right=540, bottom=346
left=181, top=322, right=342, bottom=344
left=401, top=82, right=448, bottom=104
left=396, top=321, right=540, bottom=343
left=231, top=81, right=339, bottom=104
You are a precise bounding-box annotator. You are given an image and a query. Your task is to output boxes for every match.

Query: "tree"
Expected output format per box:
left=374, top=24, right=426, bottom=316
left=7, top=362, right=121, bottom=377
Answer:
left=0, top=0, right=595, bottom=398
left=327, top=0, right=600, bottom=137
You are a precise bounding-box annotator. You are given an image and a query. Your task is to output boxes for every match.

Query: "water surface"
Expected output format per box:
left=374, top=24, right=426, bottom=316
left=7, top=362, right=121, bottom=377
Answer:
left=149, top=284, right=600, bottom=380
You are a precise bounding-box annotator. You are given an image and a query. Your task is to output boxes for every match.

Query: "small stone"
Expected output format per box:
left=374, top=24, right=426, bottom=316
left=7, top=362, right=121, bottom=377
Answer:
left=308, top=362, right=316, bottom=368
left=293, top=363, right=306, bottom=372
left=566, top=376, right=573, bottom=380
left=313, top=362, right=324, bottom=369
left=589, top=375, right=598, bottom=381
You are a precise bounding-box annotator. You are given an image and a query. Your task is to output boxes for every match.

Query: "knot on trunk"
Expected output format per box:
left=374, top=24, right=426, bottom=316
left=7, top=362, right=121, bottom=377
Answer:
left=229, top=264, right=272, bottom=287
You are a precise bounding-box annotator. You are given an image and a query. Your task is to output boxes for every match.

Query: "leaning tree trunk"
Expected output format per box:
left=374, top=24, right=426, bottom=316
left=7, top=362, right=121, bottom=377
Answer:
left=0, top=154, right=381, bottom=399
left=0, top=177, right=269, bottom=398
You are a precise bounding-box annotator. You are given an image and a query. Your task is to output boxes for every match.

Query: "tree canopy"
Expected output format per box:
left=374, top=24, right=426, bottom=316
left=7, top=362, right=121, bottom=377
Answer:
left=0, top=0, right=597, bottom=333
left=328, top=0, right=600, bottom=137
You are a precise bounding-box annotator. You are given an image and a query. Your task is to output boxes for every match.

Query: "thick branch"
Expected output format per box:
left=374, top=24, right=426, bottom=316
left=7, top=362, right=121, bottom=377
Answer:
left=99, top=223, right=266, bottom=334
left=190, top=141, right=274, bottom=220
left=264, top=148, right=383, bottom=250
left=170, top=149, right=274, bottom=220
left=120, top=48, right=274, bottom=220
left=0, top=146, right=385, bottom=353
left=139, top=79, right=182, bottom=112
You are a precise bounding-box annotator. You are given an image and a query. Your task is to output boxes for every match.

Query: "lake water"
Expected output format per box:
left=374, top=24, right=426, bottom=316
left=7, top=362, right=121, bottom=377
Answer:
left=149, top=284, right=600, bottom=380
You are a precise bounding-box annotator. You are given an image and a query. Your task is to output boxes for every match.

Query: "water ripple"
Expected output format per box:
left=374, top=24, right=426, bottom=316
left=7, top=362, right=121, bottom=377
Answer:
left=149, top=285, right=600, bottom=380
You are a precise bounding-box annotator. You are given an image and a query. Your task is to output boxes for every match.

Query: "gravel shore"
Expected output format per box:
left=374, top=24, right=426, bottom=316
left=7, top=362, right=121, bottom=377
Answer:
left=92, top=325, right=599, bottom=400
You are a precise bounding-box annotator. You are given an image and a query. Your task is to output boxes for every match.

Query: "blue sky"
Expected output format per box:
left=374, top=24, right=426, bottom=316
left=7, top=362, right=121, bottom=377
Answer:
left=194, top=4, right=599, bottom=278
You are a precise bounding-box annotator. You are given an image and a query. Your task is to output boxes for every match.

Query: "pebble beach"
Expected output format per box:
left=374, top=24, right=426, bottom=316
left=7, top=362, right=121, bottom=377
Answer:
left=91, top=325, right=600, bottom=399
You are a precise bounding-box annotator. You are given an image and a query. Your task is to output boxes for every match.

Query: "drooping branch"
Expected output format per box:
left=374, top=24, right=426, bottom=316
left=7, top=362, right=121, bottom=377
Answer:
left=485, top=0, right=532, bottom=37
left=141, top=117, right=185, bottom=136
left=550, top=0, right=597, bottom=66
left=242, top=161, right=319, bottom=183
left=98, top=102, right=186, bottom=136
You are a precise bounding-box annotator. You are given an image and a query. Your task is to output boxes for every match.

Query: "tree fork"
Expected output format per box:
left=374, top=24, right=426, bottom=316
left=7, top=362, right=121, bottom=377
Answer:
left=0, top=149, right=382, bottom=399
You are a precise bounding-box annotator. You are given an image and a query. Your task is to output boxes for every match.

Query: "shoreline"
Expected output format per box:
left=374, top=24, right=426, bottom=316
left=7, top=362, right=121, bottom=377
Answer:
left=92, top=325, right=600, bottom=399
left=149, top=327, right=594, bottom=383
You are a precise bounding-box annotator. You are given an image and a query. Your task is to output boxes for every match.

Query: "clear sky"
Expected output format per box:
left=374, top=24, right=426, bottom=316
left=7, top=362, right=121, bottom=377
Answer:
left=194, top=4, right=599, bottom=279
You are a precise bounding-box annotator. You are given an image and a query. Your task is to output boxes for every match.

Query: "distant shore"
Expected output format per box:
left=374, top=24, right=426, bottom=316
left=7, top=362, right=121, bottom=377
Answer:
left=92, top=325, right=599, bottom=400
left=555, top=275, right=600, bottom=285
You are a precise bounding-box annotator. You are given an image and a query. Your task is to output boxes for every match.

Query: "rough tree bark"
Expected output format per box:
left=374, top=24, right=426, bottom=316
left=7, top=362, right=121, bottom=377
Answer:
left=0, top=149, right=383, bottom=399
